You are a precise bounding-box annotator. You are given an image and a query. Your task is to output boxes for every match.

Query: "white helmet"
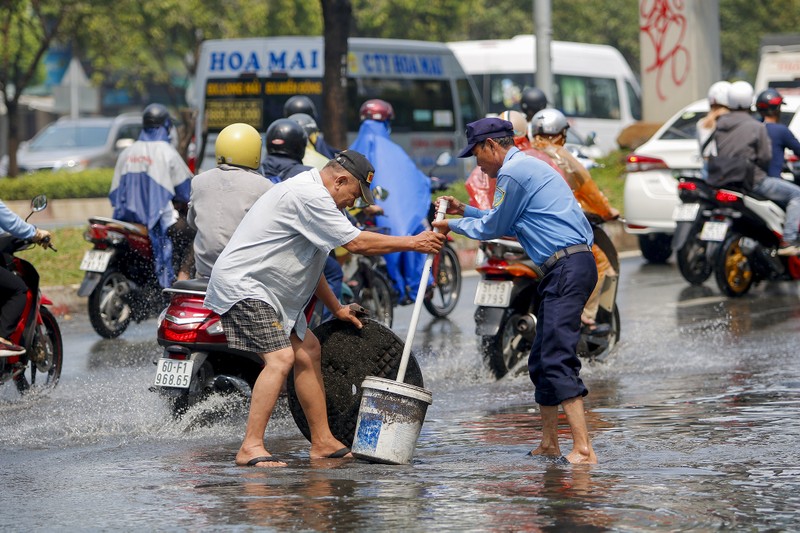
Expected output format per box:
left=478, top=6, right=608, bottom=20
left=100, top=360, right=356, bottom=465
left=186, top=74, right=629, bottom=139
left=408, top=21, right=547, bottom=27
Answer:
left=727, top=81, right=754, bottom=111
left=530, top=108, right=569, bottom=136
left=499, top=110, right=528, bottom=140
left=707, top=81, right=731, bottom=108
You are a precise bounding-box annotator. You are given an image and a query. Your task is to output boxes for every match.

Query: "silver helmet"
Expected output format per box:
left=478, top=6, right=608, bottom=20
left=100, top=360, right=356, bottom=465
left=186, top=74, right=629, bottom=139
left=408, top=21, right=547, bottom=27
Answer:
left=530, top=108, right=569, bottom=136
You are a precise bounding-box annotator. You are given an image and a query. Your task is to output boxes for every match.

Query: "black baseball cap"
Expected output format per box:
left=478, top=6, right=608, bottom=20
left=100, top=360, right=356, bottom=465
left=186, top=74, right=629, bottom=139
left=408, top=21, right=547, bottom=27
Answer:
left=458, top=118, right=515, bottom=158
left=335, top=150, right=375, bottom=204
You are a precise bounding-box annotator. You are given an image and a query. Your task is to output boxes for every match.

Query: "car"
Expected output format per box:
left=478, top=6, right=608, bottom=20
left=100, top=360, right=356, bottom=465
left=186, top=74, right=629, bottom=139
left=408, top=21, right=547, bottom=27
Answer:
left=16, top=113, right=142, bottom=173
left=622, top=95, right=800, bottom=263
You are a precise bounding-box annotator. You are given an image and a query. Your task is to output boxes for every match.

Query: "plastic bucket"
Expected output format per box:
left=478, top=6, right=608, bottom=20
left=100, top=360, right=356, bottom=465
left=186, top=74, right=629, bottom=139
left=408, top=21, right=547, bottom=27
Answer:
left=351, top=376, right=433, bottom=465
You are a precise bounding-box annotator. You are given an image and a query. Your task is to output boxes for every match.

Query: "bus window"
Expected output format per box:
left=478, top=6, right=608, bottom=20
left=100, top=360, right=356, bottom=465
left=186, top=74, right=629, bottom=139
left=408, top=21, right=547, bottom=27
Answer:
left=487, top=74, right=533, bottom=114
left=626, top=80, right=643, bottom=121
left=346, top=78, right=455, bottom=133
left=555, top=75, right=620, bottom=120
left=456, top=78, right=482, bottom=125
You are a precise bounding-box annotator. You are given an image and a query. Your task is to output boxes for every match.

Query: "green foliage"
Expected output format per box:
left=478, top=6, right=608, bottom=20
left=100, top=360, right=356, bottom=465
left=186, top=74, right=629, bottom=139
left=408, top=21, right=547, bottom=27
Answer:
left=590, top=151, right=627, bottom=215
left=0, top=169, right=112, bottom=201
left=24, top=226, right=88, bottom=287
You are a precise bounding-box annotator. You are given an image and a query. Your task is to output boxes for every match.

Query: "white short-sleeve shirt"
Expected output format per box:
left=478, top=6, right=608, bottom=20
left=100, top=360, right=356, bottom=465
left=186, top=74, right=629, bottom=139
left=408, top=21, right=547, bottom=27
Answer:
left=204, top=168, right=360, bottom=338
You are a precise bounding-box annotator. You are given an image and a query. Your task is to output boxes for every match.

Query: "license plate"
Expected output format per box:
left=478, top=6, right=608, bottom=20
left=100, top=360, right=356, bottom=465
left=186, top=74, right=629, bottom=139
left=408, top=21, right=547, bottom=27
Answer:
left=700, top=221, right=729, bottom=242
left=673, top=203, right=700, bottom=222
left=79, top=250, right=113, bottom=272
left=474, top=280, right=513, bottom=307
left=153, top=358, right=194, bottom=389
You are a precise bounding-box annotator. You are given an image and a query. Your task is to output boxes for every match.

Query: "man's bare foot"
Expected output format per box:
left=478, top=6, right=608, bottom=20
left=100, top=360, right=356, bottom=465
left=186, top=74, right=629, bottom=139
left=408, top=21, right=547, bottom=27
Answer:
left=564, top=447, right=597, bottom=464
left=310, top=439, right=353, bottom=459
left=528, top=444, right=561, bottom=457
left=235, top=447, right=287, bottom=467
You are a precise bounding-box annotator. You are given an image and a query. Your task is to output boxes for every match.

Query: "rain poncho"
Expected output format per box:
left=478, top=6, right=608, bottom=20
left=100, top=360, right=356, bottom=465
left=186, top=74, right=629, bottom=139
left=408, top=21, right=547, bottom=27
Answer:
left=349, top=120, right=431, bottom=298
left=109, top=126, right=192, bottom=288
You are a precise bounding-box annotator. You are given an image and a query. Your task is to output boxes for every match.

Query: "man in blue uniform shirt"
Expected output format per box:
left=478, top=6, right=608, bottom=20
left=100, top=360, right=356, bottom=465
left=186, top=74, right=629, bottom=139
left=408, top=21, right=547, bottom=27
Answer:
left=433, top=118, right=598, bottom=464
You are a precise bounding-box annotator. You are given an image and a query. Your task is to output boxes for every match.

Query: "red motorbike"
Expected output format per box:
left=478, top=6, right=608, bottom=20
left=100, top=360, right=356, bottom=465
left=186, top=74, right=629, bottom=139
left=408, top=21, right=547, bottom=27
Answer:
left=78, top=216, right=167, bottom=338
left=0, top=195, right=63, bottom=393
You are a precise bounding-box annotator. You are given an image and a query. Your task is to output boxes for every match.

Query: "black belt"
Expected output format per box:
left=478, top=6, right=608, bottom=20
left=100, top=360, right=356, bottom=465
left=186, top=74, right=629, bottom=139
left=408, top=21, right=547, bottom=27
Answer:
left=540, top=244, right=592, bottom=275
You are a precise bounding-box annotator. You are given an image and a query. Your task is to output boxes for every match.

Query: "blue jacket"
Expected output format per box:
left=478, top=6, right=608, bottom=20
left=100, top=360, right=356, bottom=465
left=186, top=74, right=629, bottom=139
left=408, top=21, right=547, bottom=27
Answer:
left=765, top=122, right=800, bottom=177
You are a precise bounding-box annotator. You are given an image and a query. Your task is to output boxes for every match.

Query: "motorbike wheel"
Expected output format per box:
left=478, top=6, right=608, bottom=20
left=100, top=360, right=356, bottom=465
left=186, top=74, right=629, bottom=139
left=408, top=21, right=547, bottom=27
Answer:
left=481, top=308, right=533, bottom=380
left=88, top=270, right=133, bottom=338
left=677, top=236, right=713, bottom=285
left=714, top=232, right=754, bottom=297
left=577, top=304, right=621, bottom=361
left=357, top=270, right=394, bottom=328
left=638, top=233, right=672, bottom=264
left=169, top=360, right=214, bottom=418
left=14, top=307, right=63, bottom=393
left=423, top=244, right=462, bottom=317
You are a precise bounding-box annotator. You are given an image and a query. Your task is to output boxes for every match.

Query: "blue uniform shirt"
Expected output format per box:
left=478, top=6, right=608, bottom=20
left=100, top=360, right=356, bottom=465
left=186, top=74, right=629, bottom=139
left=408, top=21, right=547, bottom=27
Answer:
left=448, top=147, right=593, bottom=265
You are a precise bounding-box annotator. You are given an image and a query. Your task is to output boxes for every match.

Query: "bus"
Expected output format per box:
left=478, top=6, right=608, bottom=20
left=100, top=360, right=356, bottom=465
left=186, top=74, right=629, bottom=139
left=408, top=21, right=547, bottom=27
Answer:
left=193, top=37, right=483, bottom=183
left=448, top=35, right=642, bottom=154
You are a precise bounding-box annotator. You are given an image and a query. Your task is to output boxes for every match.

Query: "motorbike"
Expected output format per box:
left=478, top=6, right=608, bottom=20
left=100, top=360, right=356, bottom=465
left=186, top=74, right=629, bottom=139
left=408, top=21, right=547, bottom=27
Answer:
left=672, top=172, right=720, bottom=285
left=153, top=278, right=262, bottom=414
left=78, top=216, right=167, bottom=338
left=0, top=195, right=63, bottom=393
left=702, top=185, right=800, bottom=297
left=474, top=214, right=621, bottom=379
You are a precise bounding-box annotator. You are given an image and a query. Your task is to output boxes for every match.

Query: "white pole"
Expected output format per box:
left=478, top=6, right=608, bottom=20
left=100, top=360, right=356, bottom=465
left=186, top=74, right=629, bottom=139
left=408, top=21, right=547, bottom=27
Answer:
left=395, top=199, right=448, bottom=383
left=70, top=58, right=80, bottom=119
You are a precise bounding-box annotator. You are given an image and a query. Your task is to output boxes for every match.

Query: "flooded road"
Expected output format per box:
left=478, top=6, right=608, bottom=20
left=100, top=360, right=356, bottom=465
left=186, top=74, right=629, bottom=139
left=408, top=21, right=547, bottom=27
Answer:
left=2, top=257, right=800, bottom=531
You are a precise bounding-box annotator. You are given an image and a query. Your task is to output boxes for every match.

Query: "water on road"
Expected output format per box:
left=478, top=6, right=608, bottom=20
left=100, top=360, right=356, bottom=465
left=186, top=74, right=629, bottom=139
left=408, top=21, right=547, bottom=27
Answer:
left=2, top=258, right=799, bottom=531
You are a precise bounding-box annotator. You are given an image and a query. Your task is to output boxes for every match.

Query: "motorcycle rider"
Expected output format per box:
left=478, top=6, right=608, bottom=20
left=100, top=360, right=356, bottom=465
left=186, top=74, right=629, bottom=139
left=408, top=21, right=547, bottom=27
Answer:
left=187, top=123, right=273, bottom=279
left=260, top=119, right=313, bottom=183
left=0, top=201, right=51, bottom=356
left=109, top=103, right=194, bottom=287
left=349, top=99, right=431, bottom=305
left=287, top=113, right=331, bottom=170
left=530, top=109, right=619, bottom=333
left=519, top=87, right=548, bottom=122
left=203, top=149, right=444, bottom=466
left=698, top=81, right=731, bottom=159
left=716, top=82, right=799, bottom=255
left=755, top=88, right=800, bottom=255
left=282, top=95, right=340, bottom=158
left=433, top=117, right=598, bottom=464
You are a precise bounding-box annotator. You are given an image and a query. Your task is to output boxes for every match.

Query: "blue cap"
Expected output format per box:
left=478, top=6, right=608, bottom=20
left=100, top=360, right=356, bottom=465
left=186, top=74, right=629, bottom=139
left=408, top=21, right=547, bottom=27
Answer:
left=457, top=118, right=515, bottom=158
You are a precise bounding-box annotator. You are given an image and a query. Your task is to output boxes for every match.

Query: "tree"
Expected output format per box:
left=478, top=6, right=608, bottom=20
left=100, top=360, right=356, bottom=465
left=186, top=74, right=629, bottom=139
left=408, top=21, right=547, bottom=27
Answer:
left=321, top=0, right=352, bottom=148
left=0, top=1, right=83, bottom=177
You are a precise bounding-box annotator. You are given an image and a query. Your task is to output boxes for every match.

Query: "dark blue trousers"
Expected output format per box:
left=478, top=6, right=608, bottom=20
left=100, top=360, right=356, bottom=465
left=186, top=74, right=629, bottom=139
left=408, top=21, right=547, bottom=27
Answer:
left=528, top=250, right=597, bottom=406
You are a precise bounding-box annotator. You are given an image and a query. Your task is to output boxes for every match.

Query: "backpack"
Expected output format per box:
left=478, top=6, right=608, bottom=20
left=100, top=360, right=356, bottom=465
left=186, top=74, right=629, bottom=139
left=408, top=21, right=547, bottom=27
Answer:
left=702, top=130, right=756, bottom=190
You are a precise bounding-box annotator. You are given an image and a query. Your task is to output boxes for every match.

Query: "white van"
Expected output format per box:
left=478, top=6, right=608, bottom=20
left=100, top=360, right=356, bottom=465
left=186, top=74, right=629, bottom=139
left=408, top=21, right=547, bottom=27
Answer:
left=448, top=35, right=642, bottom=154
left=193, top=37, right=483, bottom=184
left=754, top=35, right=800, bottom=95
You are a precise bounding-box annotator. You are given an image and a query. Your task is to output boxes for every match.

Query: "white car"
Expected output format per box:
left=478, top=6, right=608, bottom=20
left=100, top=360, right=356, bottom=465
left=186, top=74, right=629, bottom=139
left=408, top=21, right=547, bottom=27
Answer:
left=623, top=95, right=800, bottom=263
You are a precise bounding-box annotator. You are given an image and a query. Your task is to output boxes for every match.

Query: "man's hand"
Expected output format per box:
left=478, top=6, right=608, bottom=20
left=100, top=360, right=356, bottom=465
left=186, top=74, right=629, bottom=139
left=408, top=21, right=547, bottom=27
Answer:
left=413, top=230, right=446, bottom=253
left=32, top=228, right=52, bottom=248
left=431, top=220, right=450, bottom=235
left=435, top=195, right=465, bottom=216
left=333, top=303, right=370, bottom=329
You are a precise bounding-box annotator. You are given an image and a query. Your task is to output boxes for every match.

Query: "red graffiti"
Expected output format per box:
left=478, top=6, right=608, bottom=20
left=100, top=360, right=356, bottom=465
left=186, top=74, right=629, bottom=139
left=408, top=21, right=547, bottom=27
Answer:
left=640, top=0, right=691, bottom=101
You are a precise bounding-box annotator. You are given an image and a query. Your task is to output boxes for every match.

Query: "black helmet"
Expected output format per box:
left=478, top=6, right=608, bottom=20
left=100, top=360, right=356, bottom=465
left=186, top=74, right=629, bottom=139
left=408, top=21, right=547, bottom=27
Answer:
left=755, top=88, right=783, bottom=113
left=142, top=103, right=171, bottom=129
left=519, top=88, right=548, bottom=118
left=265, top=118, right=307, bottom=161
left=283, top=96, right=318, bottom=119
left=287, top=112, right=319, bottom=137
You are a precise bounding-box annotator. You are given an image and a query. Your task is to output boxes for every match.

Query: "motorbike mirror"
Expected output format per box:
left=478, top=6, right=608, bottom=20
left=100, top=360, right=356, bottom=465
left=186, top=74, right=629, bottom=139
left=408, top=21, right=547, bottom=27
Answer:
left=372, top=185, right=389, bottom=201
left=585, top=132, right=597, bottom=146
left=30, top=194, right=48, bottom=212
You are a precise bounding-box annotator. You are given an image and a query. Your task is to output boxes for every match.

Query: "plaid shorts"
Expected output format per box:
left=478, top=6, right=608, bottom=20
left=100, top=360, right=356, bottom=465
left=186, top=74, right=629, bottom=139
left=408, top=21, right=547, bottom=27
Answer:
left=220, top=299, right=291, bottom=354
